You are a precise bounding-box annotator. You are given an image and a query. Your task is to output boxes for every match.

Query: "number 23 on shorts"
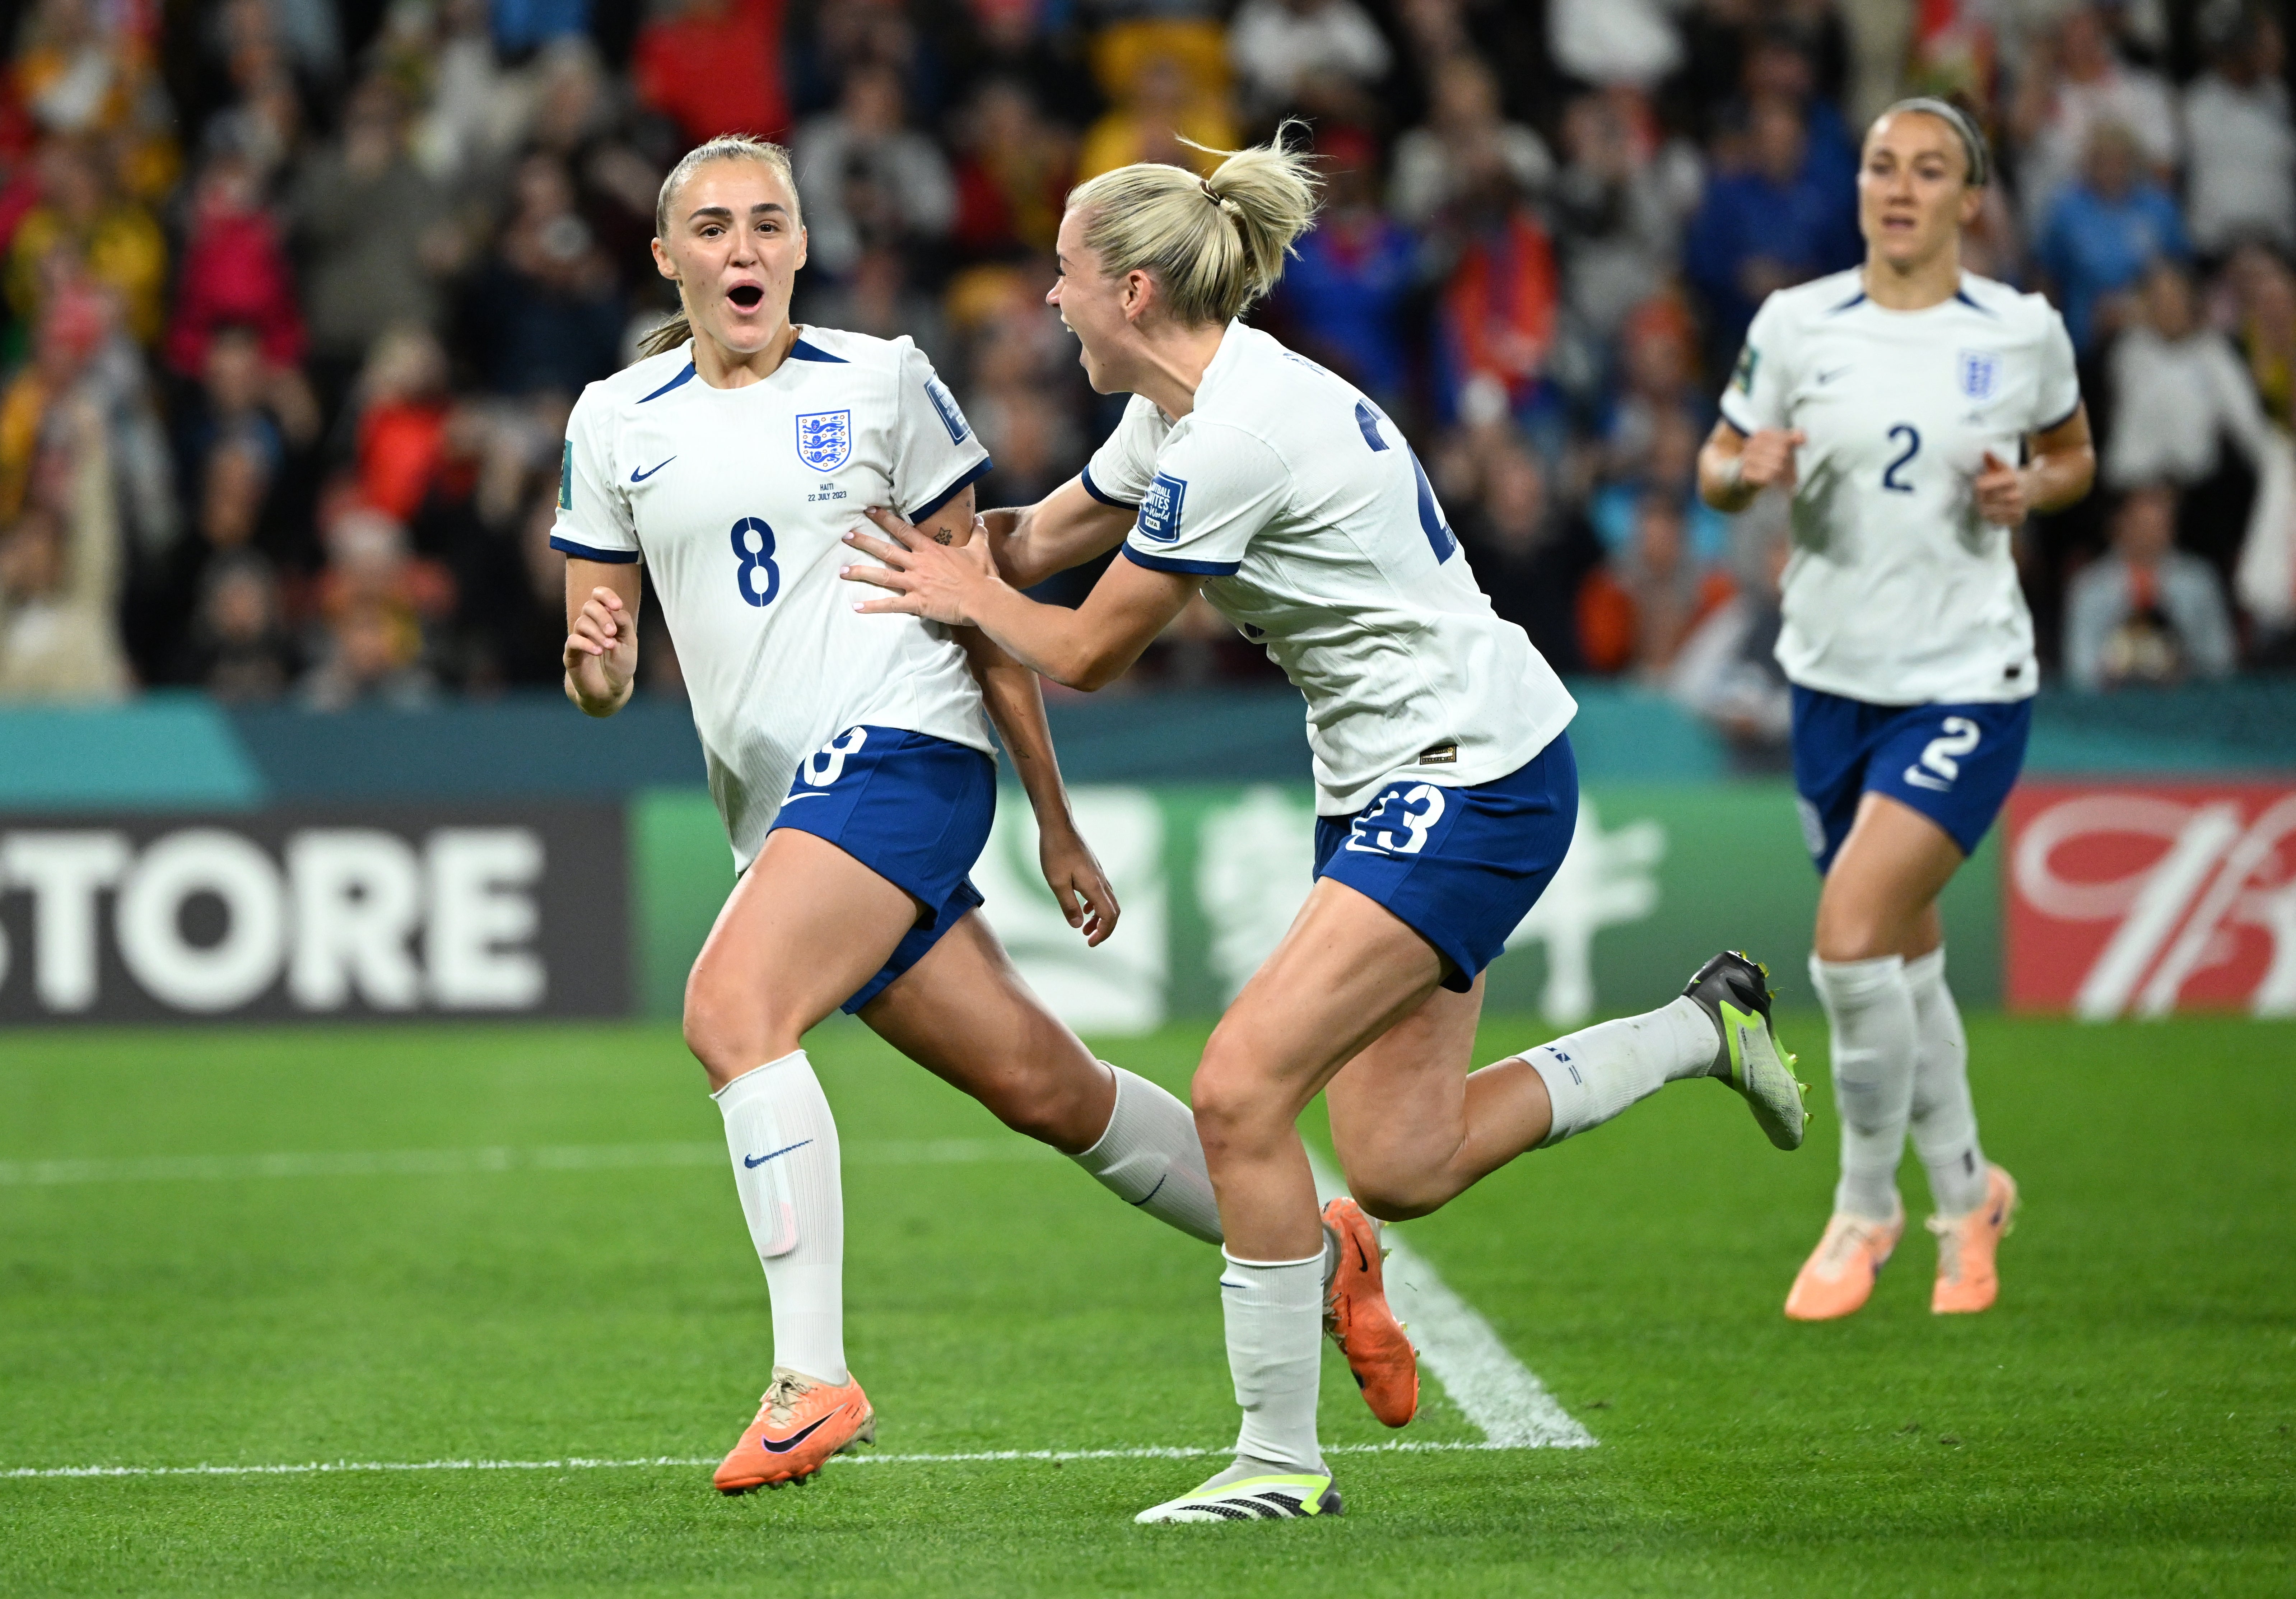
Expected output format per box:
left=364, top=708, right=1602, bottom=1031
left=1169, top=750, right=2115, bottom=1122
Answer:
left=1347, top=783, right=1447, bottom=856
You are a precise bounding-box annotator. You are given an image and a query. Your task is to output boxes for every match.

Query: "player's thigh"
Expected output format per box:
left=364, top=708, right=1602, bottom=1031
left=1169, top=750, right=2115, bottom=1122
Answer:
left=1814, top=792, right=1965, bottom=962
left=858, top=910, right=1110, bottom=1151
left=685, top=827, right=919, bottom=1069
left=1194, top=877, right=1448, bottom=1133
left=1323, top=975, right=1487, bottom=1191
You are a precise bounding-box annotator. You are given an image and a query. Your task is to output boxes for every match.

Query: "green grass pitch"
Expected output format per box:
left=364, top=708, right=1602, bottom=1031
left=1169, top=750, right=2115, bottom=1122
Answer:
left=3, top=1012, right=2291, bottom=1596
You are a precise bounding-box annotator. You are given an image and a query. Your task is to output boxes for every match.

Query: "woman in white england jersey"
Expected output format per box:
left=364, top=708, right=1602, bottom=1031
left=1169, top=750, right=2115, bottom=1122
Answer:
left=557, top=136, right=1234, bottom=1495
left=840, top=134, right=1810, bottom=1524
left=1696, top=102, right=2095, bottom=1321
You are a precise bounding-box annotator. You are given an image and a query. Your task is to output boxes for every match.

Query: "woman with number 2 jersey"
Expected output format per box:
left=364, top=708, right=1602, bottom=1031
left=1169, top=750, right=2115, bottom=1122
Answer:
left=1698, top=101, right=2095, bottom=1322
left=840, top=130, right=1810, bottom=1525
left=555, top=136, right=1231, bottom=1496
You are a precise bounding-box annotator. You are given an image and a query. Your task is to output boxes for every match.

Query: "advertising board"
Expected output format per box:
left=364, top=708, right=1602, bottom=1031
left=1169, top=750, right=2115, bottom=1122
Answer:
left=0, top=805, right=627, bottom=1023
left=2005, top=781, right=2296, bottom=1018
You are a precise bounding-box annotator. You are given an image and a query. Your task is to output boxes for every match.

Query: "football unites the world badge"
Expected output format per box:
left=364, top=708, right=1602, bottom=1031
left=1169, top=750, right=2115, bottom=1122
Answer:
left=795, top=410, right=852, bottom=472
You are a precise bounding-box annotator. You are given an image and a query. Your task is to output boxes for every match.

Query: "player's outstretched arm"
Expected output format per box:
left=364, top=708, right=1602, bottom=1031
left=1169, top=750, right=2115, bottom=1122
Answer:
left=980, top=475, right=1137, bottom=589
left=957, top=626, right=1121, bottom=946
left=563, top=559, right=643, bottom=717
left=1974, top=403, right=2096, bottom=527
left=843, top=507, right=1196, bottom=692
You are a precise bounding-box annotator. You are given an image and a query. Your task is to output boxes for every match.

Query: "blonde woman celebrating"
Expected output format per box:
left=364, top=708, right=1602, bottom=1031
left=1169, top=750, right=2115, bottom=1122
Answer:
left=558, top=135, right=1234, bottom=1496
left=1696, top=101, right=2095, bottom=1320
left=841, top=132, right=1809, bottom=1523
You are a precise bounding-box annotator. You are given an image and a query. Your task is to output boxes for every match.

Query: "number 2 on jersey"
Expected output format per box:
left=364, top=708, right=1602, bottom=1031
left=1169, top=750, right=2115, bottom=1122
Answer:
left=1355, top=401, right=1457, bottom=563
left=1881, top=425, right=1921, bottom=493
left=731, top=516, right=780, bottom=607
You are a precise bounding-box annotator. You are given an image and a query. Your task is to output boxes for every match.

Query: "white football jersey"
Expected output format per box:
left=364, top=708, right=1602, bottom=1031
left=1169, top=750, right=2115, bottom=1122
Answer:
left=1085, top=321, right=1575, bottom=815
left=1722, top=269, right=2081, bottom=705
left=553, top=329, right=994, bottom=868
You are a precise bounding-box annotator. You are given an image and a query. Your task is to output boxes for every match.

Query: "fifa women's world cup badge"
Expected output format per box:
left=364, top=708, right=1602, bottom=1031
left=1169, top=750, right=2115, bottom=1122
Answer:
left=796, top=410, right=852, bottom=472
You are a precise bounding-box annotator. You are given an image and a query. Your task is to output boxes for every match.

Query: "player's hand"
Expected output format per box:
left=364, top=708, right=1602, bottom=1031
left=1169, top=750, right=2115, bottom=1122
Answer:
left=563, top=585, right=635, bottom=713
left=842, top=507, right=1001, bottom=625
left=1974, top=451, right=2029, bottom=527
left=1738, top=429, right=1806, bottom=493
left=1038, top=818, right=1120, bottom=947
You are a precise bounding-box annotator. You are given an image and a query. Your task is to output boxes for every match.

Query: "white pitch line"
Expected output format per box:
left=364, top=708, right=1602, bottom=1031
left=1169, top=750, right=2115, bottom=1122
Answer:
left=0, top=1138, right=1056, bottom=1187
left=3, top=1440, right=1533, bottom=1482
left=1310, top=1155, right=1596, bottom=1451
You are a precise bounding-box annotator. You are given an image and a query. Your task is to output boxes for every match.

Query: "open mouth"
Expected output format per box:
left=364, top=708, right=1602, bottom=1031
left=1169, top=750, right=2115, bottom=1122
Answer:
left=728, top=284, right=765, bottom=310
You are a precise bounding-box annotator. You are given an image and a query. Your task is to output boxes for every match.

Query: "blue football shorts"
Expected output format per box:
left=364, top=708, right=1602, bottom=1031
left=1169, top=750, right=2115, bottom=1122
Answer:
left=1312, top=733, right=1579, bottom=993
left=1788, top=686, right=2032, bottom=875
left=767, top=724, right=996, bottom=1014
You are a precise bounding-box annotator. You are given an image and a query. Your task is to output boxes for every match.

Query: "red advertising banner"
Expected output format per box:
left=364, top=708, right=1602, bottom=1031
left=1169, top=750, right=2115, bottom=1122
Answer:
left=2004, top=781, right=2296, bottom=1017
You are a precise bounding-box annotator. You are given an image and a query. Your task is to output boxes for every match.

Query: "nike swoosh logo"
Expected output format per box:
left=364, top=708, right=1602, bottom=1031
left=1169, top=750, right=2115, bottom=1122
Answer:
left=779, top=792, right=830, bottom=803
left=758, top=1415, right=832, bottom=1454
left=1128, top=1174, right=1167, bottom=1209
left=743, top=1139, right=812, bottom=1169
left=1816, top=368, right=1849, bottom=384
left=630, top=457, right=676, bottom=482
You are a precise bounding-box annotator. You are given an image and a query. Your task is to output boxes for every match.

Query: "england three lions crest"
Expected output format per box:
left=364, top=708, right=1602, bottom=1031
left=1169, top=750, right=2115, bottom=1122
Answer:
left=796, top=410, right=852, bottom=472
left=1958, top=350, right=2001, bottom=402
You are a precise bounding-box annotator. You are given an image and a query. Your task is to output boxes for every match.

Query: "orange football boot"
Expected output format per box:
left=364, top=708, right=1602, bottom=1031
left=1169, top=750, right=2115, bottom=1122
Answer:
left=713, top=1366, right=875, bottom=1493
left=1929, top=1164, right=2018, bottom=1315
left=1784, top=1202, right=1905, bottom=1321
left=1321, top=1197, right=1417, bottom=1427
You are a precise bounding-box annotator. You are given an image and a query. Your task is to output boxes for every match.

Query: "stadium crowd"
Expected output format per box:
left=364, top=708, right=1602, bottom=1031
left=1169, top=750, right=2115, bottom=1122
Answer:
left=0, top=0, right=2290, bottom=747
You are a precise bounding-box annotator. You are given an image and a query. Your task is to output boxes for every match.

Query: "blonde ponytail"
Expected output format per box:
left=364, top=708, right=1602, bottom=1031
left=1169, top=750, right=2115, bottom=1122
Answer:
left=639, top=133, right=802, bottom=361
left=1066, top=123, right=1322, bottom=327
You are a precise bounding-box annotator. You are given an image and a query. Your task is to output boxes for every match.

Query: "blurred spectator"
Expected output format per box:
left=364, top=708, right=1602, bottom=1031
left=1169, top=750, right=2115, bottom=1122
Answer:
left=1272, top=128, right=1415, bottom=412
left=2010, top=3, right=2179, bottom=231
left=1389, top=54, right=1550, bottom=230
left=1548, top=91, right=1696, bottom=343
left=801, top=246, right=955, bottom=374
left=1668, top=509, right=1793, bottom=771
left=299, top=507, right=445, bottom=709
left=1729, top=30, right=1859, bottom=197
left=2035, top=121, right=2189, bottom=352
left=794, top=65, right=957, bottom=280
left=1575, top=488, right=1734, bottom=678
left=949, top=79, right=1074, bottom=262
left=291, top=79, right=457, bottom=384
left=0, top=396, right=128, bottom=699
left=953, top=0, right=1102, bottom=131
left=1455, top=440, right=1598, bottom=671
left=2106, top=262, right=2275, bottom=582
left=2105, top=262, right=2273, bottom=495
left=1228, top=0, right=1391, bottom=124
left=633, top=0, right=791, bottom=146
left=350, top=327, right=453, bottom=524
left=1433, top=151, right=1559, bottom=423
left=1683, top=96, right=1860, bottom=370
left=2180, top=7, right=2294, bottom=258
left=164, top=146, right=303, bottom=381
left=463, top=153, right=627, bottom=396
left=6, top=139, right=167, bottom=346
left=176, top=548, right=295, bottom=700
left=11, top=0, right=178, bottom=201
left=1547, top=0, right=1681, bottom=91
left=2233, top=245, right=2296, bottom=428
left=2064, top=485, right=2236, bottom=690
left=493, top=0, right=592, bottom=57
left=1079, top=22, right=1237, bottom=181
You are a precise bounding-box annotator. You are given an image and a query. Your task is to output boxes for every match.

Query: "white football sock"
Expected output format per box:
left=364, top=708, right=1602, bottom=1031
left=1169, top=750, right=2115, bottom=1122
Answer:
left=1811, top=954, right=1915, bottom=1222
left=713, top=1049, right=847, bottom=1385
left=1529, top=996, right=1718, bottom=1146
left=1071, top=1064, right=1223, bottom=1245
left=1220, top=1248, right=1326, bottom=1473
left=1905, top=946, right=1989, bottom=1217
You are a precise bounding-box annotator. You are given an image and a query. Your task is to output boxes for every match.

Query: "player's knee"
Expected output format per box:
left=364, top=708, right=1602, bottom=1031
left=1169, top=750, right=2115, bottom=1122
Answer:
left=1189, top=1035, right=1282, bottom=1153
left=683, top=962, right=793, bottom=1089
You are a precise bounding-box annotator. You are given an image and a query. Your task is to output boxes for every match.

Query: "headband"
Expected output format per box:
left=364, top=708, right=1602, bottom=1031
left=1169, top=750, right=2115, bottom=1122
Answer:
left=1881, top=96, right=1990, bottom=187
